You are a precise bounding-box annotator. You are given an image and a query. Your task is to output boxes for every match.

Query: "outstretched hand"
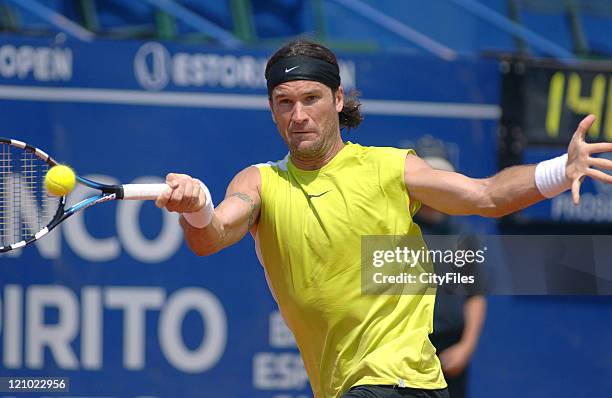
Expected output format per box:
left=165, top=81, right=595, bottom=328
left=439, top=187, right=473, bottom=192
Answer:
left=566, top=114, right=612, bottom=205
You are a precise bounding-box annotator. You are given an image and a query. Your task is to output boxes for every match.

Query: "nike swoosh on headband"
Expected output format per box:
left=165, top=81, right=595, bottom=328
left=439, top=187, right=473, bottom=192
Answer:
left=285, top=66, right=300, bottom=73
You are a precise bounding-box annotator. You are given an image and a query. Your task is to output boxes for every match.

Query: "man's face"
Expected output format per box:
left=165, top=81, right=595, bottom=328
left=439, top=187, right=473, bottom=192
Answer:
left=269, top=80, right=344, bottom=157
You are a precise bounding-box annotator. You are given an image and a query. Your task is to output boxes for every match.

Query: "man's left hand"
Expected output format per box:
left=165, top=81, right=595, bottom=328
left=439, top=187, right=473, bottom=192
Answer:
left=566, top=114, right=612, bottom=205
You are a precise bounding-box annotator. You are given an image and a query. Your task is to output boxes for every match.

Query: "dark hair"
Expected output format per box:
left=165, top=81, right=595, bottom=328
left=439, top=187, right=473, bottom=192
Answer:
left=266, top=39, right=363, bottom=131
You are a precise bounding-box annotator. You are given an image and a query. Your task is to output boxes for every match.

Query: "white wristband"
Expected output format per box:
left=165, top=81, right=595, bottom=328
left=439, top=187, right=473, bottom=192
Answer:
left=182, top=180, right=214, bottom=228
left=535, top=153, right=571, bottom=198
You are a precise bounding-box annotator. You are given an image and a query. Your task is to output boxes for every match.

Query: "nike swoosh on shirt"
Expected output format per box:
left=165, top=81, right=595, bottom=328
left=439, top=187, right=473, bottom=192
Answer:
left=306, top=190, right=332, bottom=199
left=285, top=66, right=300, bottom=73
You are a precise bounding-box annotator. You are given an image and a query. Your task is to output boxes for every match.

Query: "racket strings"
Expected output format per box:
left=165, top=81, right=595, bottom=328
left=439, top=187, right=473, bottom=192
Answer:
left=0, top=142, right=10, bottom=246
left=0, top=142, right=60, bottom=248
left=22, top=151, right=38, bottom=235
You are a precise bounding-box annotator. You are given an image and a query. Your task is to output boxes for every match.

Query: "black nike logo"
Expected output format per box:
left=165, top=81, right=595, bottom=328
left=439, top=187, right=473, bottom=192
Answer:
left=306, top=190, right=332, bottom=199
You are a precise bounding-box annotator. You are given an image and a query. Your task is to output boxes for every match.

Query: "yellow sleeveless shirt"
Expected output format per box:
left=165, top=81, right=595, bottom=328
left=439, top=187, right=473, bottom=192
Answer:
left=255, top=142, right=446, bottom=398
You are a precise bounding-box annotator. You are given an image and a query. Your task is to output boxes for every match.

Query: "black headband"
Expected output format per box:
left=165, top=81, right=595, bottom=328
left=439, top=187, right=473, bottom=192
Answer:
left=265, top=55, right=341, bottom=94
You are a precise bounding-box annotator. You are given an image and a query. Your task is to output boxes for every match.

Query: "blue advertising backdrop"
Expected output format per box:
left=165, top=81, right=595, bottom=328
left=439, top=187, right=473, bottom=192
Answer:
left=0, top=36, right=610, bottom=398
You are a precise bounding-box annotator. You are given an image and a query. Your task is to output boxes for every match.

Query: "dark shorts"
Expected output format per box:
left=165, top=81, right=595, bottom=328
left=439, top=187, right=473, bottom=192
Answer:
left=341, top=385, right=450, bottom=398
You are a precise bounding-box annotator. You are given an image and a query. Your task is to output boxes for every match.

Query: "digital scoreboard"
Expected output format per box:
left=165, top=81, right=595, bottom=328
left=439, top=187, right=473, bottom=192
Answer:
left=499, top=60, right=612, bottom=225
left=524, top=64, right=612, bottom=144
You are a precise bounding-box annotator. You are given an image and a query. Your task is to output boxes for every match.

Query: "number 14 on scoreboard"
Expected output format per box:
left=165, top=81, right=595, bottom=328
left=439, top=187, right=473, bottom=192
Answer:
left=546, top=70, right=612, bottom=141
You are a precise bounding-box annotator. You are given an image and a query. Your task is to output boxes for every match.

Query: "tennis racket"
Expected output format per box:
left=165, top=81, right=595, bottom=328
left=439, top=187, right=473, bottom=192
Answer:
left=0, top=137, right=168, bottom=253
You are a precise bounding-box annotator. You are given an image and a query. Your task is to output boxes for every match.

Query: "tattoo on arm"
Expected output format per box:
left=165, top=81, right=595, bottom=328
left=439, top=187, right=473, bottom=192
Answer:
left=230, top=192, right=258, bottom=229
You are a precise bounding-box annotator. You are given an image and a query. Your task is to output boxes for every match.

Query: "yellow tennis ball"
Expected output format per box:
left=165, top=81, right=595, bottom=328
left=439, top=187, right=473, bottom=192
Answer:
left=45, top=165, right=76, bottom=196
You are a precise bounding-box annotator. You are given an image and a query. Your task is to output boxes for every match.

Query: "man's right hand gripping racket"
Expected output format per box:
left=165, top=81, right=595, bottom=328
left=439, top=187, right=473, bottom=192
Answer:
left=0, top=137, right=168, bottom=253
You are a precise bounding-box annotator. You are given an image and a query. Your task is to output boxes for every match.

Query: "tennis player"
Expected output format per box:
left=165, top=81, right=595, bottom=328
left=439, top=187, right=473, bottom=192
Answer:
left=156, top=40, right=612, bottom=398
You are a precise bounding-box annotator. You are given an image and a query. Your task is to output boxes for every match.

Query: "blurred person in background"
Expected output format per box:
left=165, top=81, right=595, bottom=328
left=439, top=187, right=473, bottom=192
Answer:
left=414, top=137, right=486, bottom=398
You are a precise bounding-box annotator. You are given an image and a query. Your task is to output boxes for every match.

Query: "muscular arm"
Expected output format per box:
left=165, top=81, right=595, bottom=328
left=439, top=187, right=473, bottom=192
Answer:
left=181, top=166, right=261, bottom=256
left=406, top=115, right=612, bottom=217
left=405, top=154, right=544, bottom=218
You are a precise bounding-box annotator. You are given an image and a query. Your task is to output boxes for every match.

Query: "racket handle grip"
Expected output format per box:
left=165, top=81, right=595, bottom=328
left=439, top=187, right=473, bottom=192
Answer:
left=121, top=184, right=169, bottom=200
